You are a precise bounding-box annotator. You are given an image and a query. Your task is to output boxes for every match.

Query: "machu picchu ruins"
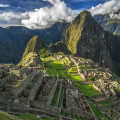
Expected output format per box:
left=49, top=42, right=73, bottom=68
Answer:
left=0, top=53, right=120, bottom=120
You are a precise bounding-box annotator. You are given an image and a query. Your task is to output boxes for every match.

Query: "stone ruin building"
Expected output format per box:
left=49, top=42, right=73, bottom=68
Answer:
left=68, top=56, right=119, bottom=98
left=0, top=63, right=98, bottom=119
left=64, top=80, right=96, bottom=119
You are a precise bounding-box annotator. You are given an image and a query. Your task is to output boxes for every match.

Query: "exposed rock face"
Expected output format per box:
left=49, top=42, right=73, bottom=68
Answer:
left=23, top=36, right=43, bottom=58
left=63, top=11, right=120, bottom=74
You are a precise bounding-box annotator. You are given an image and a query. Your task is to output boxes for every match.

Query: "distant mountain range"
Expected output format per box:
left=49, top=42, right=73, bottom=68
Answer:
left=94, top=14, right=120, bottom=35
left=0, top=22, right=69, bottom=64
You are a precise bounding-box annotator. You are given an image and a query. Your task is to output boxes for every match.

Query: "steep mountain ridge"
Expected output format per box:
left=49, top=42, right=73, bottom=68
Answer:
left=63, top=11, right=120, bottom=75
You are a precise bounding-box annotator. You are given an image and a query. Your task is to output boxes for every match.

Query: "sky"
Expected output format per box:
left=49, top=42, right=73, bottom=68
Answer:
left=0, top=0, right=119, bottom=29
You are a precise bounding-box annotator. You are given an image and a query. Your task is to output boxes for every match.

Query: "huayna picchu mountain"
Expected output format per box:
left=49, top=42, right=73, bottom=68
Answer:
left=63, top=11, right=120, bottom=75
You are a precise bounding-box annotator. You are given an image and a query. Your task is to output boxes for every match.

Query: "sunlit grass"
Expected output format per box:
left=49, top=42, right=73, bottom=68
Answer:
left=89, top=103, right=110, bottom=120
left=17, top=114, right=55, bottom=120
left=0, top=113, right=13, bottom=120
left=76, top=83, right=100, bottom=97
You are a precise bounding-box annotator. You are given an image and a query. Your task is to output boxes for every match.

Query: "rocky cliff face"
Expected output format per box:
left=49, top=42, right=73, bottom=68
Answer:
left=63, top=11, right=120, bottom=74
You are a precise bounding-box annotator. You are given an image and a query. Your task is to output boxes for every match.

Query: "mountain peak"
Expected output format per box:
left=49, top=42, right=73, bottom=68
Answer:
left=73, top=11, right=92, bottom=23
left=22, top=36, right=43, bottom=59
left=63, top=11, right=100, bottom=54
left=63, top=10, right=113, bottom=70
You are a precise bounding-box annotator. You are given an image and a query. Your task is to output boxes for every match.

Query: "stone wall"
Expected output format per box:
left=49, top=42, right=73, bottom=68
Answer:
left=0, top=74, right=16, bottom=89
left=10, top=67, right=28, bottom=77
left=10, top=106, right=58, bottom=117
left=47, top=80, right=58, bottom=105
left=13, top=70, right=36, bottom=98
left=56, top=82, right=62, bottom=107
left=71, top=108, right=96, bottom=119
left=70, top=57, right=86, bottom=81
left=63, top=108, right=96, bottom=119
left=30, top=101, right=61, bottom=115
left=29, top=75, right=43, bottom=101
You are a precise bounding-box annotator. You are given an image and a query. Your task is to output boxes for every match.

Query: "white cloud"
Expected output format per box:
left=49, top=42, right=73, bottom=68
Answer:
left=0, top=12, right=22, bottom=27
left=0, top=4, right=9, bottom=7
left=21, top=0, right=80, bottom=29
left=89, top=0, right=120, bottom=19
left=0, top=12, right=21, bottom=21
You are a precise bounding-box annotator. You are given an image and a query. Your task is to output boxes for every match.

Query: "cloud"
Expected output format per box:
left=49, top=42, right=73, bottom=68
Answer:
left=0, top=4, right=9, bottom=7
left=89, top=0, right=120, bottom=19
left=21, top=0, right=80, bottom=29
left=0, top=12, right=22, bottom=27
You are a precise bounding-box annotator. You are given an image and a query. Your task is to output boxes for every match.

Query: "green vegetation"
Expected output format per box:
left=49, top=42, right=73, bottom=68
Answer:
left=0, top=113, right=13, bottom=120
left=44, top=61, right=66, bottom=77
left=76, top=83, right=100, bottom=97
left=63, top=11, right=89, bottom=54
left=100, top=102, right=111, bottom=106
left=89, top=103, right=110, bottom=120
left=61, top=111, right=90, bottom=120
left=58, top=87, right=64, bottom=108
left=49, top=41, right=70, bottom=55
left=17, top=114, right=42, bottom=120
left=88, top=77, right=95, bottom=82
left=18, top=53, right=41, bottom=67
left=43, top=59, right=83, bottom=82
left=71, top=114, right=89, bottom=120
left=51, top=90, right=59, bottom=106
left=42, top=57, right=100, bottom=100
left=37, top=48, right=52, bottom=58
left=54, top=52, right=65, bottom=55
left=114, top=87, right=120, bottom=97
left=112, top=75, right=120, bottom=83
left=17, top=114, right=57, bottom=120
left=23, top=36, right=43, bottom=59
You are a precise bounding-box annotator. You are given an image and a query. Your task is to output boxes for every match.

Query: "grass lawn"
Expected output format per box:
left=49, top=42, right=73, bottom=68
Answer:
left=45, top=61, right=66, bottom=77
left=51, top=90, right=59, bottom=106
left=71, top=114, right=88, bottom=120
left=17, top=114, right=55, bottom=120
left=100, top=102, right=111, bottom=106
left=89, top=103, right=110, bottom=120
left=76, top=83, right=100, bottom=97
left=17, top=114, right=43, bottom=120
left=44, top=60, right=83, bottom=82
left=58, top=87, right=64, bottom=108
left=0, top=113, right=13, bottom=120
